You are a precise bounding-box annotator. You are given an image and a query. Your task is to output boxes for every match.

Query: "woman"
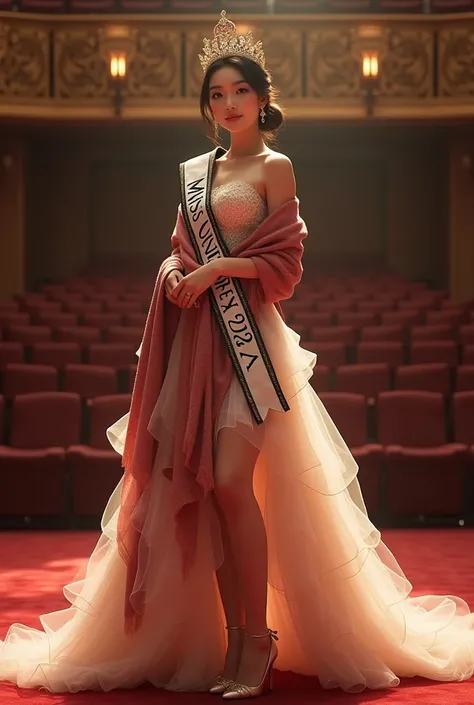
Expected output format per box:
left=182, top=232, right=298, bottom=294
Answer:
left=1, top=10, right=474, bottom=699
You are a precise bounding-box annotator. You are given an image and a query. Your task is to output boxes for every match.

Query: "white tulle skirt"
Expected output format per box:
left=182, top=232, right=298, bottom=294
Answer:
left=1, top=304, right=474, bottom=694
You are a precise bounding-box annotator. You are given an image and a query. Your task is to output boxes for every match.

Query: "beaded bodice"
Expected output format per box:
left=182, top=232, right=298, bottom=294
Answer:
left=210, top=180, right=267, bottom=251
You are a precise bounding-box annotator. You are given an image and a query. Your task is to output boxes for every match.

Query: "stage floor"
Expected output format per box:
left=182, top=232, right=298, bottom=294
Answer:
left=0, top=528, right=473, bottom=705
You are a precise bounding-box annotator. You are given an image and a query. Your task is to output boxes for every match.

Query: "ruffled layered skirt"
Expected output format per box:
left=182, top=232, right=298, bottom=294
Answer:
left=1, top=303, right=474, bottom=694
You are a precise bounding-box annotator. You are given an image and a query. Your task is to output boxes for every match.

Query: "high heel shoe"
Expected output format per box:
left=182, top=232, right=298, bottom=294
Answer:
left=222, top=629, right=279, bottom=700
left=209, top=626, right=245, bottom=694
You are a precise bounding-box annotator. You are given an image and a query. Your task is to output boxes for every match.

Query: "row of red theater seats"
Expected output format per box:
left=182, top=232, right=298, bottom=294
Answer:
left=1, top=361, right=474, bottom=400
left=0, top=326, right=143, bottom=347
left=0, top=0, right=471, bottom=14
left=283, top=300, right=474, bottom=317
left=296, top=324, right=474, bottom=344
left=1, top=339, right=474, bottom=369
left=0, top=363, right=136, bottom=397
left=303, top=340, right=474, bottom=367
left=0, top=341, right=139, bottom=369
left=312, top=362, right=474, bottom=397
left=0, top=390, right=473, bottom=522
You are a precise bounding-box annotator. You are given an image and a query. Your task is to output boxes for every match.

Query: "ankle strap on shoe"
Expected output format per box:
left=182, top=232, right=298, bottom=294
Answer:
left=246, top=628, right=279, bottom=641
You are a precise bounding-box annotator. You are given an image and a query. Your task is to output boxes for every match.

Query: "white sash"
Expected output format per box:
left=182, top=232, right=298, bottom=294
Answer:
left=179, top=147, right=289, bottom=424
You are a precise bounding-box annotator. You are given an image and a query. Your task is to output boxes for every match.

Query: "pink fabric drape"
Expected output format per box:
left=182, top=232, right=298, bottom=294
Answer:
left=117, top=197, right=307, bottom=635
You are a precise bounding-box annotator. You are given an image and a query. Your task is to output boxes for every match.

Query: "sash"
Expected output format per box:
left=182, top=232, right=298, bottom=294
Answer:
left=179, top=147, right=289, bottom=425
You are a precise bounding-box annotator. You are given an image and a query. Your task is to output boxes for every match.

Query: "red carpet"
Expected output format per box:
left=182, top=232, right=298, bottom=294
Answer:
left=0, top=529, right=473, bottom=704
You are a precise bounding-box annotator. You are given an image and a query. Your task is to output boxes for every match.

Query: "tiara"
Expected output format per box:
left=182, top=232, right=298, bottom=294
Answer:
left=198, top=10, right=266, bottom=74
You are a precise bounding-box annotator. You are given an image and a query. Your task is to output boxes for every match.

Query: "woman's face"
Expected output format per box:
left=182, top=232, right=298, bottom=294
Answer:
left=208, top=64, right=265, bottom=133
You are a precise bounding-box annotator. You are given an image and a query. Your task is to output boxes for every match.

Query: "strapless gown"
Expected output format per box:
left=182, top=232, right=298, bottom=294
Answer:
left=1, top=181, right=474, bottom=695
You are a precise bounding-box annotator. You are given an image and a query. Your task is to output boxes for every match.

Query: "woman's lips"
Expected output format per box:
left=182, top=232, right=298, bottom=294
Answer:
left=225, top=115, right=242, bottom=122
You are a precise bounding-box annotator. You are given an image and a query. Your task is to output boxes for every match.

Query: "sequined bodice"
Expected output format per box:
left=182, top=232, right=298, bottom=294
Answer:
left=210, top=180, right=267, bottom=251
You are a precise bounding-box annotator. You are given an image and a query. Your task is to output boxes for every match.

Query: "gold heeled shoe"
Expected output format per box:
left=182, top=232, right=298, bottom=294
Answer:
left=222, top=629, right=279, bottom=700
left=209, top=625, right=245, bottom=695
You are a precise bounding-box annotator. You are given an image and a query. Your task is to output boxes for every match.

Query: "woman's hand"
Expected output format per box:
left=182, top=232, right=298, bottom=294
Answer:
left=171, top=261, right=221, bottom=309
left=165, top=269, right=185, bottom=306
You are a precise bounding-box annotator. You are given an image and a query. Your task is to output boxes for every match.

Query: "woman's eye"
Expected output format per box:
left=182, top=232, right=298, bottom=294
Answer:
left=237, top=87, right=249, bottom=93
left=210, top=92, right=222, bottom=100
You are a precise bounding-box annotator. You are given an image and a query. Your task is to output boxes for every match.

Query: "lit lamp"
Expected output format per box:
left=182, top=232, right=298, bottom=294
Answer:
left=351, top=25, right=385, bottom=118
left=361, top=49, right=379, bottom=117
left=99, top=26, right=135, bottom=117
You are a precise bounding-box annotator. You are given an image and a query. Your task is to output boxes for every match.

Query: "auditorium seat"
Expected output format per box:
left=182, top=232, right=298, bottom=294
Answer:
left=126, top=364, right=137, bottom=392
left=124, top=313, right=146, bottom=328
left=338, top=312, right=377, bottom=328
left=318, top=392, right=383, bottom=515
left=82, top=312, right=122, bottom=328
left=57, top=326, right=102, bottom=345
left=0, top=301, right=19, bottom=312
left=357, top=342, right=404, bottom=367
left=87, top=343, right=137, bottom=368
left=360, top=325, right=404, bottom=342
left=458, top=325, right=474, bottom=345
left=318, top=301, right=356, bottom=315
left=410, top=325, right=454, bottom=341
left=67, top=394, right=131, bottom=517
left=2, top=364, right=59, bottom=397
left=310, top=364, right=330, bottom=392
left=377, top=391, right=468, bottom=517
left=0, top=312, right=31, bottom=328
left=63, top=364, right=118, bottom=398
left=335, top=363, right=390, bottom=400
left=0, top=395, right=4, bottom=444
left=455, top=366, right=474, bottom=392
left=105, top=301, right=142, bottom=315
left=304, top=342, right=347, bottom=368
left=0, top=392, right=81, bottom=517
left=426, top=310, right=466, bottom=327
left=309, top=326, right=356, bottom=345
left=65, top=301, right=103, bottom=316
left=23, top=302, right=62, bottom=317
left=106, top=326, right=142, bottom=347
left=357, top=301, right=392, bottom=315
left=31, top=342, right=82, bottom=368
left=394, top=363, right=451, bottom=395
left=7, top=326, right=53, bottom=345
left=35, top=312, right=78, bottom=329
left=452, top=391, right=474, bottom=446
left=463, top=345, right=474, bottom=364
left=381, top=310, right=424, bottom=327
left=0, top=343, right=24, bottom=369
left=410, top=341, right=458, bottom=366
left=293, top=312, right=333, bottom=331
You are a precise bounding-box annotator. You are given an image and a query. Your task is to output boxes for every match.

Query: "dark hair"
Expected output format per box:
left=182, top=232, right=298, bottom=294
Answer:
left=200, top=55, right=285, bottom=146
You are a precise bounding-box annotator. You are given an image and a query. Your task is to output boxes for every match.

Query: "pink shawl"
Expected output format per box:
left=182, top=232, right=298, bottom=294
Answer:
left=117, top=197, right=307, bottom=634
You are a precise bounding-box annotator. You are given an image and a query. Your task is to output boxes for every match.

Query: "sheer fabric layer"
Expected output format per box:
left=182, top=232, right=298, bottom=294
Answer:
left=0, top=306, right=474, bottom=693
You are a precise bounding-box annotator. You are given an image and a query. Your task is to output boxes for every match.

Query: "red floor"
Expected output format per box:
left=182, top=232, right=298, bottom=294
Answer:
left=0, top=529, right=473, bottom=704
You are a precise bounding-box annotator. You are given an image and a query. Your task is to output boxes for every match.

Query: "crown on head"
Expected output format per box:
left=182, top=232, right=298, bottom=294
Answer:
left=198, top=10, right=266, bottom=74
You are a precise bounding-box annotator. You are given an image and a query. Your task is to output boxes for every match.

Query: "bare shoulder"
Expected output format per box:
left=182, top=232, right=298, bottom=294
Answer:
left=263, top=150, right=296, bottom=214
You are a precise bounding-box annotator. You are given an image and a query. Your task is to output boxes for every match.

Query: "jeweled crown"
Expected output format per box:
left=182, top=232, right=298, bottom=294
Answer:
left=198, top=10, right=266, bottom=74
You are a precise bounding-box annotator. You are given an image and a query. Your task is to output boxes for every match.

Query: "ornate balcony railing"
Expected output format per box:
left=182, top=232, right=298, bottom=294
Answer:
left=0, top=11, right=473, bottom=121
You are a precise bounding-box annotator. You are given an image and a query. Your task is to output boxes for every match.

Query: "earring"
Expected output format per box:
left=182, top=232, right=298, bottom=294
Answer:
left=260, top=105, right=266, bottom=123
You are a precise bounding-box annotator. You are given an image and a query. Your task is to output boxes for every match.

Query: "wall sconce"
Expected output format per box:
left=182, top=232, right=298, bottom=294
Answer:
left=361, top=50, right=380, bottom=117
left=351, top=25, right=386, bottom=118
left=99, top=26, right=135, bottom=117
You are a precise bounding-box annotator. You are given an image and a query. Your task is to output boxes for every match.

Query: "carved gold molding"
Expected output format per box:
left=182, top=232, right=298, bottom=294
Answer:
left=0, top=12, right=473, bottom=120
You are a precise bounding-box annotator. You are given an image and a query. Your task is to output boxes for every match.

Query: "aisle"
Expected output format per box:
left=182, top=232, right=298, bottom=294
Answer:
left=0, top=529, right=473, bottom=705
